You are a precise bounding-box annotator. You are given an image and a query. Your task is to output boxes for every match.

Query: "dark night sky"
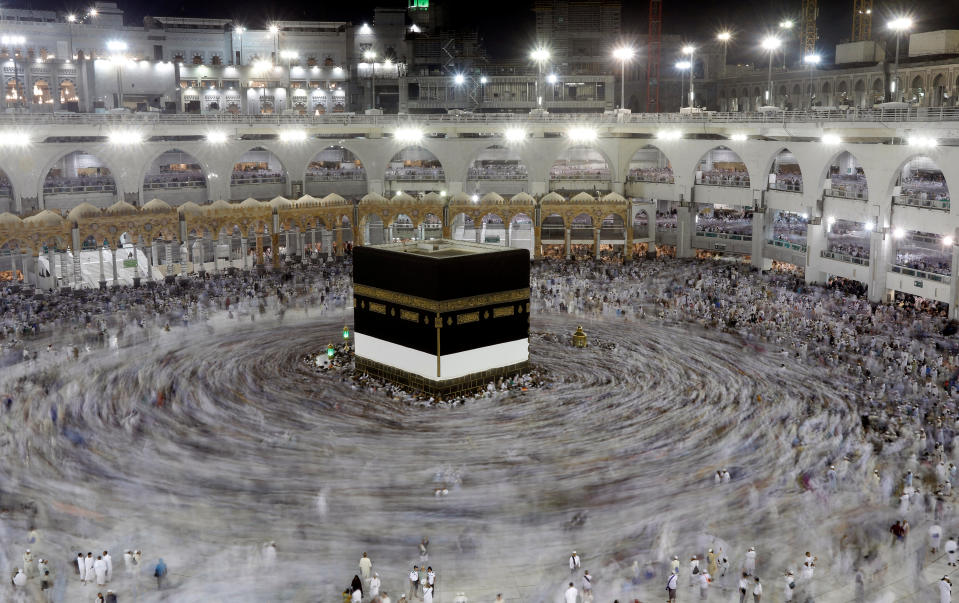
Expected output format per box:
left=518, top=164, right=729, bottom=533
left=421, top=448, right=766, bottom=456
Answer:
left=14, top=0, right=959, bottom=63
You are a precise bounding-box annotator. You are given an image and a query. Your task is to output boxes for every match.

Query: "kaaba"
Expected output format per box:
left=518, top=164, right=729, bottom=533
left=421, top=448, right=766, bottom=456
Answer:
left=352, top=240, right=530, bottom=396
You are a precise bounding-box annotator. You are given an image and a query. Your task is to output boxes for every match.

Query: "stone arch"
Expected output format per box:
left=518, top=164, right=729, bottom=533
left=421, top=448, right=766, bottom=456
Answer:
left=633, top=208, right=650, bottom=238
left=931, top=73, right=948, bottom=107
left=626, top=144, right=674, bottom=183
left=821, top=81, right=832, bottom=105
left=550, top=146, right=613, bottom=182
left=854, top=79, right=866, bottom=107
left=694, top=146, right=750, bottom=188
left=140, top=147, right=210, bottom=194
left=230, top=146, right=288, bottom=201
left=890, top=154, right=950, bottom=205
left=766, top=148, right=803, bottom=193
left=465, top=145, right=530, bottom=190
left=384, top=146, right=446, bottom=182
left=305, top=145, right=367, bottom=181
left=821, top=150, right=868, bottom=200
left=39, top=149, right=119, bottom=210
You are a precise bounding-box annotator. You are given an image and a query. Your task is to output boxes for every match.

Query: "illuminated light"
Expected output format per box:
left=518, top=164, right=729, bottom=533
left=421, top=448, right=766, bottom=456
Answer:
left=88, top=8, right=98, bottom=16
left=804, top=54, right=821, bottom=65
left=546, top=73, right=558, bottom=84
left=864, top=221, right=874, bottom=232
left=821, top=133, right=842, bottom=145
left=780, top=20, right=794, bottom=29
left=206, top=132, right=228, bottom=144
left=280, top=50, right=298, bottom=60
left=67, top=14, right=76, bottom=22
left=827, top=216, right=836, bottom=224
left=279, top=130, right=307, bottom=142
left=327, top=343, right=335, bottom=358
left=234, top=26, right=246, bottom=34
left=612, top=46, right=635, bottom=61
left=800, top=213, right=808, bottom=219
left=333, top=66, right=343, bottom=75
left=440, top=190, right=447, bottom=196
left=762, top=36, right=781, bottom=51
left=471, top=194, right=479, bottom=202
left=108, top=131, right=143, bottom=145
left=0, top=132, right=30, bottom=147
left=530, top=48, right=550, bottom=62
left=453, top=73, right=465, bottom=85
left=504, top=128, right=526, bottom=142
left=730, top=133, right=747, bottom=141
left=675, top=61, right=691, bottom=70
left=359, top=23, right=372, bottom=35
left=394, top=127, right=423, bottom=143
left=893, top=227, right=905, bottom=238
left=717, top=32, right=731, bottom=42
left=363, top=49, right=376, bottom=61
left=480, top=76, right=487, bottom=84
left=567, top=127, right=597, bottom=142
left=656, top=130, right=682, bottom=140
left=253, top=59, right=273, bottom=72
left=907, top=135, right=937, bottom=148
left=888, top=17, right=913, bottom=31
left=682, top=45, right=695, bottom=55
left=343, top=325, right=351, bottom=339
left=1, top=35, right=24, bottom=45
left=944, top=236, right=954, bottom=246
left=410, top=24, right=421, bottom=33
left=396, top=190, right=403, bottom=196
left=107, top=40, right=128, bottom=52
left=269, top=24, right=279, bottom=34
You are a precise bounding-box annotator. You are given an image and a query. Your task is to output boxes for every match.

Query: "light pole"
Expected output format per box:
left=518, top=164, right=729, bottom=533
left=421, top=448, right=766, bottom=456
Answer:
left=717, top=32, right=731, bottom=77
left=779, top=20, right=794, bottom=69
left=803, top=53, right=820, bottom=109
left=612, top=46, right=635, bottom=110
left=888, top=17, right=912, bottom=102
left=761, top=36, right=781, bottom=107
left=676, top=60, right=691, bottom=109
left=530, top=48, right=550, bottom=108
left=682, top=45, right=695, bottom=107
left=363, top=49, right=376, bottom=110
left=234, top=26, right=245, bottom=66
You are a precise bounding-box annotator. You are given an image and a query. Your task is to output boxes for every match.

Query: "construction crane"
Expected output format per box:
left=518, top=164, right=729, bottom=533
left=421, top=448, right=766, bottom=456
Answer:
left=852, top=0, right=873, bottom=42
left=646, top=0, right=662, bottom=112
left=800, top=0, right=818, bottom=59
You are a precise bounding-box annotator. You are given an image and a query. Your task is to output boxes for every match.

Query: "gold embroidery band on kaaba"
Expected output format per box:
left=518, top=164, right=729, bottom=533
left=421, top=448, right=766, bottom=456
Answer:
left=353, top=284, right=530, bottom=313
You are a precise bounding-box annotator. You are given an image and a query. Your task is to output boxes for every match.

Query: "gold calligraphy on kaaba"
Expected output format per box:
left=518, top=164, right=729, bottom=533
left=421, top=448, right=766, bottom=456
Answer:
left=492, top=306, right=515, bottom=318
left=400, top=309, right=419, bottom=322
left=457, top=312, right=480, bottom=324
left=352, top=284, right=529, bottom=313
left=369, top=302, right=386, bottom=314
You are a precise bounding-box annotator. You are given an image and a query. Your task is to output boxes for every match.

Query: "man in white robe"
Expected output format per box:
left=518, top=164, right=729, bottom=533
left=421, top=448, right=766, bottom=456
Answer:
left=744, top=547, right=757, bottom=576
left=85, top=553, right=95, bottom=585
left=103, top=551, right=113, bottom=582
left=931, top=524, right=943, bottom=553
left=93, top=555, right=107, bottom=586
left=569, top=551, right=580, bottom=572
left=359, top=552, right=373, bottom=582
left=369, top=572, right=381, bottom=598
left=941, top=576, right=952, bottom=603
left=77, top=553, right=87, bottom=584
left=564, top=581, right=579, bottom=603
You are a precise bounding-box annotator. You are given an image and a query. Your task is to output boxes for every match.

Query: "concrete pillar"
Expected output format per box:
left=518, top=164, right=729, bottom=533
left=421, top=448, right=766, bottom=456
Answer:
left=505, top=222, right=511, bottom=248
left=166, top=241, right=174, bottom=278
left=534, top=226, right=542, bottom=260
left=47, top=248, right=56, bottom=287
left=271, top=231, right=280, bottom=268
left=179, top=241, right=187, bottom=277
left=564, top=227, right=571, bottom=260
left=97, top=245, right=106, bottom=288
left=255, top=233, right=264, bottom=266
left=149, top=245, right=156, bottom=280
left=868, top=229, right=892, bottom=303
left=624, top=218, right=634, bottom=261
left=750, top=210, right=774, bottom=271
left=949, top=243, right=959, bottom=319
left=676, top=204, right=693, bottom=258
left=593, top=227, right=600, bottom=259
left=804, top=221, right=827, bottom=285
left=335, top=227, right=344, bottom=257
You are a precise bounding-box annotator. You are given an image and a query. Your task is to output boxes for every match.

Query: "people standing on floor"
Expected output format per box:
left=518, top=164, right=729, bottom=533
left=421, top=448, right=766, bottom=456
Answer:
left=582, top=569, right=592, bottom=600
left=947, top=536, right=958, bottom=566
left=667, top=572, right=678, bottom=602
left=565, top=581, right=579, bottom=603
left=94, top=555, right=107, bottom=586
left=103, top=550, right=112, bottom=582
left=123, top=551, right=133, bottom=575
left=744, top=547, right=756, bottom=576
left=752, top=577, right=762, bottom=602
left=40, top=569, right=53, bottom=602
left=783, top=571, right=795, bottom=602
left=22, top=549, right=32, bottom=578
left=427, top=566, right=435, bottom=595
left=409, top=565, right=419, bottom=599
left=569, top=551, right=581, bottom=572
left=689, top=555, right=700, bottom=587
left=359, top=552, right=373, bottom=583
left=350, top=574, right=363, bottom=600
left=699, top=569, right=710, bottom=600
left=78, top=553, right=87, bottom=584
left=942, top=575, right=953, bottom=603
left=739, top=572, right=750, bottom=603
left=423, top=583, right=434, bottom=603
left=11, top=567, right=25, bottom=588
left=370, top=572, right=381, bottom=598
left=105, top=591, right=117, bottom=603
left=931, top=524, right=943, bottom=553
left=85, top=552, right=95, bottom=584
left=154, top=558, right=167, bottom=590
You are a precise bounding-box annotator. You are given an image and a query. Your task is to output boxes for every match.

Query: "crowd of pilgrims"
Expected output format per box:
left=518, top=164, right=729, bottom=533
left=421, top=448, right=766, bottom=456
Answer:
left=901, top=173, right=950, bottom=202
left=7, top=252, right=959, bottom=599
left=696, top=168, right=750, bottom=187
left=41, top=175, right=115, bottom=191
left=772, top=169, right=802, bottom=192
left=627, top=167, right=674, bottom=183
left=384, top=167, right=445, bottom=180
left=828, top=173, right=868, bottom=198
left=230, top=168, right=285, bottom=183
left=143, top=172, right=206, bottom=187
left=467, top=165, right=529, bottom=180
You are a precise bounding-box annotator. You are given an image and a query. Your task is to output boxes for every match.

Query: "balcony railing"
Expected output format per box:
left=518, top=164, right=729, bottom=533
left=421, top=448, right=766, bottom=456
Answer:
left=893, top=194, right=950, bottom=211
left=890, top=264, right=949, bottom=283
left=766, top=239, right=807, bottom=253
left=144, top=179, right=206, bottom=190
left=695, top=231, right=752, bottom=241
left=825, top=186, right=868, bottom=200
left=627, top=174, right=675, bottom=184
left=821, top=250, right=869, bottom=265
left=768, top=181, right=802, bottom=193
left=550, top=170, right=611, bottom=181
left=230, top=175, right=286, bottom=185
left=43, top=184, right=116, bottom=194
left=385, top=171, right=446, bottom=181
left=305, top=171, right=366, bottom=182
left=10, top=107, right=959, bottom=126
left=695, top=177, right=750, bottom=188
